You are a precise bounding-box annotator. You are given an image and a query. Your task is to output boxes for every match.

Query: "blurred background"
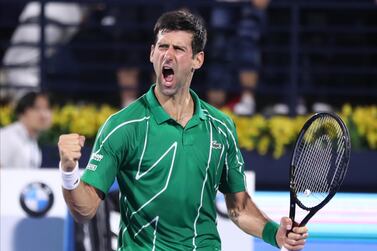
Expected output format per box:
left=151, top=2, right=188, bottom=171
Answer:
left=0, top=0, right=376, bottom=251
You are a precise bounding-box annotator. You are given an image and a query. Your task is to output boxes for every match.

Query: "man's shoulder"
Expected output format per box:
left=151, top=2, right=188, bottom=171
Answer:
left=200, top=100, right=234, bottom=127
left=99, top=95, right=149, bottom=133
left=0, top=122, right=20, bottom=136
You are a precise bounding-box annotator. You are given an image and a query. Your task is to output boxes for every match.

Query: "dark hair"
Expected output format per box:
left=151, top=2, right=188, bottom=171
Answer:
left=153, top=9, right=207, bottom=55
left=15, top=92, right=50, bottom=117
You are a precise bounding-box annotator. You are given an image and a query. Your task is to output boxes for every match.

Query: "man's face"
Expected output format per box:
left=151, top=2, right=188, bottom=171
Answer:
left=22, top=96, right=52, bottom=133
left=150, top=30, right=204, bottom=96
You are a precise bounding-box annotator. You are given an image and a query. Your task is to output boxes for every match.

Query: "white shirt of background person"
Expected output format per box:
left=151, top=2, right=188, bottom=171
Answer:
left=0, top=122, right=41, bottom=168
left=0, top=93, right=52, bottom=169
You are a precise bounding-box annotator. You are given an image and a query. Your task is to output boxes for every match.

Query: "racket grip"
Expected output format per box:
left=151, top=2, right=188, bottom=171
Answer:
left=281, top=247, right=290, bottom=251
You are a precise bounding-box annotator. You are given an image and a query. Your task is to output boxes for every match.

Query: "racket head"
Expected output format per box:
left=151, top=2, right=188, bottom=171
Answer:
left=289, top=112, right=351, bottom=214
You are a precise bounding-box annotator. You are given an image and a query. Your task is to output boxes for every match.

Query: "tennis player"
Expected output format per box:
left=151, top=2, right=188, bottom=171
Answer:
left=58, top=9, right=308, bottom=251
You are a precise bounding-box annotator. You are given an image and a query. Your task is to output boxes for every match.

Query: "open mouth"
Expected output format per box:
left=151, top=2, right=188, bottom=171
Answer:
left=162, top=66, right=174, bottom=82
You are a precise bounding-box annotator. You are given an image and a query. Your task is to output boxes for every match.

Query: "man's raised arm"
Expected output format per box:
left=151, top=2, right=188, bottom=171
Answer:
left=58, top=133, right=102, bottom=223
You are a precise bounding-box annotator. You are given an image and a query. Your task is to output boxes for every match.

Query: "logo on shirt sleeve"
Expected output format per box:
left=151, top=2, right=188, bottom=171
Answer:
left=86, top=163, right=97, bottom=171
left=91, top=153, right=103, bottom=162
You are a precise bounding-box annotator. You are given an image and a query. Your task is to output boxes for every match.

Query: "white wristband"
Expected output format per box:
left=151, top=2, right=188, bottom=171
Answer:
left=59, top=162, right=81, bottom=190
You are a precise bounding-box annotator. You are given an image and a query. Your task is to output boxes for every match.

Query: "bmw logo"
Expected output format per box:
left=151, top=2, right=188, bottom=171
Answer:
left=19, top=182, right=54, bottom=217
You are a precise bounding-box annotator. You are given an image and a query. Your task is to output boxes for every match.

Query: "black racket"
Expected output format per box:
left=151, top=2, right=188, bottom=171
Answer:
left=281, top=112, right=351, bottom=250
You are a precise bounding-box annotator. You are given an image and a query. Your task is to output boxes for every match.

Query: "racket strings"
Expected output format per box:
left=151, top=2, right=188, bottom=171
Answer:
left=295, top=135, right=330, bottom=196
left=309, top=117, right=341, bottom=193
left=323, top=118, right=347, bottom=189
left=294, top=117, right=333, bottom=206
left=295, top=117, right=331, bottom=191
left=309, top=135, right=332, bottom=195
left=332, top=136, right=347, bottom=186
left=313, top=119, right=335, bottom=193
left=293, top=115, right=346, bottom=209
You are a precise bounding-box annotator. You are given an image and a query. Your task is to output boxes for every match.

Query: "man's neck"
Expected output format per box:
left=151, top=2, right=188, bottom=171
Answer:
left=154, top=86, right=194, bottom=127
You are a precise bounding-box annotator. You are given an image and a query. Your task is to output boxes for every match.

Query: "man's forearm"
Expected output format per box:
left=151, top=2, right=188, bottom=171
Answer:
left=63, top=181, right=101, bottom=223
left=226, top=192, right=269, bottom=238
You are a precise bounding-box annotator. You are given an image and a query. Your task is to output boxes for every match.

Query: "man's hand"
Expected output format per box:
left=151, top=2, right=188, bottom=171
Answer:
left=58, top=133, right=85, bottom=171
left=276, top=217, right=308, bottom=250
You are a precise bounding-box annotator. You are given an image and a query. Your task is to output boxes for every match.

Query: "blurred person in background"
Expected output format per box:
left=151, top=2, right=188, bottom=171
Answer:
left=208, top=0, right=269, bottom=116
left=0, top=2, right=86, bottom=101
left=0, top=91, right=52, bottom=168
left=115, top=53, right=142, bottom=108
left=206, top=85, right=228, bottom=109
left=117, top=66, right=140, bottom=108
left=206, top=1, right=234, bottom=109
left=233, top=0, right=269, bottom=115
left=206, top=65, right=231, bottom=109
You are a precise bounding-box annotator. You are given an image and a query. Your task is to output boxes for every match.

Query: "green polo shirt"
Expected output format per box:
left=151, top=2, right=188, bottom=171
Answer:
left=81, top=85, right=246, bottom=251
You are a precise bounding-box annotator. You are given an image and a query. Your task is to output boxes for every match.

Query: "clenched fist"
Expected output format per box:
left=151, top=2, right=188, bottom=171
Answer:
left=58, top=133, right=85, bottom=171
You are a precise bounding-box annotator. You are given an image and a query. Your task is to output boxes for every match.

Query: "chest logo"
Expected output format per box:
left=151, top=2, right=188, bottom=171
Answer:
left=211, top=140, right=222, bottom=150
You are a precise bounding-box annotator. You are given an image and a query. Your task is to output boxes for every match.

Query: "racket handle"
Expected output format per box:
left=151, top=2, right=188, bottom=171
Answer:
left=281, top=247, right=290, bottom=251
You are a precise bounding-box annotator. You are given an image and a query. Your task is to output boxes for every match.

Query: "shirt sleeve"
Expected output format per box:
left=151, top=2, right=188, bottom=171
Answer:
left=81, top=120, right=126, bottom=196
left=219, top=120, right=246, bottom=194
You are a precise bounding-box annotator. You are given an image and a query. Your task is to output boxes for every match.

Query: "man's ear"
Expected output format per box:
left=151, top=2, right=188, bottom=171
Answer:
left=192, top=51, right=204, bottom=70
left=150, top=44, right=155, bottom=63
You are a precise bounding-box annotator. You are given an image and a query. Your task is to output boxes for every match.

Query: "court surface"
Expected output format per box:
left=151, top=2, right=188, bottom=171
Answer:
left=252, top=192, right=377, bottom=251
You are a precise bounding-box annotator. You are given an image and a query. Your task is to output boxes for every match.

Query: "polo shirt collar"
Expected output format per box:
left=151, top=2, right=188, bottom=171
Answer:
left=146, top=84, right=207, bottom=125
left=190, top=88, right=207, bottom=121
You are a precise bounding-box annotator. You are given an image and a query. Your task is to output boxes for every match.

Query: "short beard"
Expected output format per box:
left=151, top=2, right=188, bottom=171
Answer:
left=156, top=81, right=181, bottom=97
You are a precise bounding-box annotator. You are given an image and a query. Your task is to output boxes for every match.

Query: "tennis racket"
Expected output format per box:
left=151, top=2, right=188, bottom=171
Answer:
left=281, top=112, right=351, bottom=251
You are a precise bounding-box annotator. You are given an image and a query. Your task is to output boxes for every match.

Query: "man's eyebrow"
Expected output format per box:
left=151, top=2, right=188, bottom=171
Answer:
left=173, top=44, right=187, bottom=50
left=157, top=42, right=188, bottom=50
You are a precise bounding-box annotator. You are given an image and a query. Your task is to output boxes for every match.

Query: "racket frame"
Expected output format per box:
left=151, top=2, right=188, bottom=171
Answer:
left=288, top=112, right=351, bottom=227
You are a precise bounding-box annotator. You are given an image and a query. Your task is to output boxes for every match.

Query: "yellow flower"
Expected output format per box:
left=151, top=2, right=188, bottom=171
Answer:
left=273, top=144, right=284, bottom=159
left=51, top=106, right=61, bottom=126
left=3, top=102, right=376, bottom=153
left=352, top=106, right=377, bottom=150
left=0, top=105, right=13, bottom=127
left=69, top=105, right=98, bottom=137
left=257, top=136, right=270, bottom=155
left=341, top=103, right=352, bottom=118
left=351, top=106, right=377, bottom=150
left=269, top=116, right=297, bottom=145
left=58, top=104, right=79, bottom=130
left=97, top=105, right=117, bottom=127
left=240, top=137, right=255, bottom=151
left=367, top=132, right=377, bottom=149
